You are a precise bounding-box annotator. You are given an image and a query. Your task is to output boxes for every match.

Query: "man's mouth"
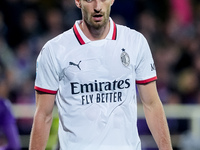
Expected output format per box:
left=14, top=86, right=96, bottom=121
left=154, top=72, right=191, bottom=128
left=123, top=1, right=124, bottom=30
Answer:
left=93, top=14, right=103, bottom=21
left=93, top=14, right=103, bottom=17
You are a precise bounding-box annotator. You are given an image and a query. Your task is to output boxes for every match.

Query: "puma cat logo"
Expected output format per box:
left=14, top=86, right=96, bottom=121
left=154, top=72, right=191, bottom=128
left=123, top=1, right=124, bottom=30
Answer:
left=69, top=61, right=82, bottom=70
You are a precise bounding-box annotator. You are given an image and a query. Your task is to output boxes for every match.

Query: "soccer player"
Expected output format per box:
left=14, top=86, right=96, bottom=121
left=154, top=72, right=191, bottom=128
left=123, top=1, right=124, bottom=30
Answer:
left=0, top=79, right=21, bottom=150
left=29, top=0, right=173, bottom=150
left=0, top=99, right=21, bottom=150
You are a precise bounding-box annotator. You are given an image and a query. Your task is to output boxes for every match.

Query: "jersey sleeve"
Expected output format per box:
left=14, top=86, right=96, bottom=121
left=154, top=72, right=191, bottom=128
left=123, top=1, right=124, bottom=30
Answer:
left=135, top=34, right=157, bottom=84
left=34, top=42, right=59, bottom=94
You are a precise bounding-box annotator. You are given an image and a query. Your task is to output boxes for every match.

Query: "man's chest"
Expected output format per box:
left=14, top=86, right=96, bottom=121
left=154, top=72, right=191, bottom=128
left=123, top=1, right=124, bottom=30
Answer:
left=58, top=41, right=135, bottom=82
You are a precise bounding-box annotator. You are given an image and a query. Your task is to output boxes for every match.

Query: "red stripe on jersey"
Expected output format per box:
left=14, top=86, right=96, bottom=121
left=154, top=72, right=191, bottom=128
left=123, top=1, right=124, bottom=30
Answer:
left=73, top=20, right=117, bottom=45
left=112, top=21, right=117, bottom=40
left=136, top=76, right=157, bottom=84
left=34, top=86, right=57, bottom=94
left=73, top=24, right=85, bottom=45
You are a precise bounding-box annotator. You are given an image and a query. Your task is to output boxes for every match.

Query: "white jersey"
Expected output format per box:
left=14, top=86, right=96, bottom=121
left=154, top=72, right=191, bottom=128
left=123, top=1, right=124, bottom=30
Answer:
left=35, top=18, right=157, bottom=150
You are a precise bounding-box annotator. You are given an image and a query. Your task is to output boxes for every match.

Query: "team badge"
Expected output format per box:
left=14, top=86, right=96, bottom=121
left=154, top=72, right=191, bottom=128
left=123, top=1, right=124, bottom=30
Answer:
left=121, top=48, right=130, bottom=67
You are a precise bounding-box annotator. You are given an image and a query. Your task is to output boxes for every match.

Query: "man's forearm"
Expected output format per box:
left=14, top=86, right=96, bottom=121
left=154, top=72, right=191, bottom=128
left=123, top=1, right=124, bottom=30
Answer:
left=29, top=112, right=53, bottom=150
left=143, top=100, right=172, bottom=150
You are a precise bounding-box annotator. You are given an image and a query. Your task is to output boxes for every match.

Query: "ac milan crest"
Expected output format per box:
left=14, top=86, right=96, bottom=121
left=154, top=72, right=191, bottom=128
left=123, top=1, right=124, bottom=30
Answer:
left=121, top=48, right=130, bottom=67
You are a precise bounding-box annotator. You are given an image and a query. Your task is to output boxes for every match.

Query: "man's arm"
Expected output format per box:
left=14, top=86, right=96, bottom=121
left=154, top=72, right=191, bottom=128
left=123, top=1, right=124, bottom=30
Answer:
left=29, top=91, right=56, bottom=150
left=137, top=81, right=173, bottom=150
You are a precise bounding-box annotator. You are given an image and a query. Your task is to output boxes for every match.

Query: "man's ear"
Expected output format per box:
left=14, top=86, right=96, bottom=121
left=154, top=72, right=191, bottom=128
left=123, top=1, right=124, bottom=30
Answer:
left=75, top=0, right=81, bottom=9
left=111, top=0, right=115, bottom=6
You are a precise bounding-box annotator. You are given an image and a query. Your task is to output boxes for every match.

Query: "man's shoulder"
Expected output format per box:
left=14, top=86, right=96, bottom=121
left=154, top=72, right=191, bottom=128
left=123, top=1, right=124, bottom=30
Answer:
left=116, top=24, right=143, bottom=39
left=48, top=28, right=75, bottom=44
left=44, top=28, right=79, bottom=51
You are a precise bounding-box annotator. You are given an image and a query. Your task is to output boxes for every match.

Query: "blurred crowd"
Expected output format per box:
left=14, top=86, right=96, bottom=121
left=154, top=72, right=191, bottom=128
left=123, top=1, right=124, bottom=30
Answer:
left=0, top=0, right=200, bottom=149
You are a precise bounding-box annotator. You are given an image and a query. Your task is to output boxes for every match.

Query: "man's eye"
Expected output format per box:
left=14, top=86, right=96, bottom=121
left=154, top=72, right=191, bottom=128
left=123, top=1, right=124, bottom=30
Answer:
left=86, top=0, right=93, bottom=2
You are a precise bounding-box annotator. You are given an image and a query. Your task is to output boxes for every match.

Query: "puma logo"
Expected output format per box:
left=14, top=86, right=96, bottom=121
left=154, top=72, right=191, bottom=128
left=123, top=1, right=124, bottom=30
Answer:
left=151, top=63, right=156, bottom=71
left=69, top=61, right=82, bottom=70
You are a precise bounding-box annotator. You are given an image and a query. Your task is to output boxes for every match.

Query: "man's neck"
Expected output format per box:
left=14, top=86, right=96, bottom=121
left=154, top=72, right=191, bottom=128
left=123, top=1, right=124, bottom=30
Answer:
left=79, top=20, right=110, bottom=41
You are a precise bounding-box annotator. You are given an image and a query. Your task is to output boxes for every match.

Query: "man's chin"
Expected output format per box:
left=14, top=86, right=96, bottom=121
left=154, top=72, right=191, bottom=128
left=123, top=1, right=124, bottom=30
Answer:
left=92, top=22, right=104, bottom=29
left=91, top=20, right=108, bottom=29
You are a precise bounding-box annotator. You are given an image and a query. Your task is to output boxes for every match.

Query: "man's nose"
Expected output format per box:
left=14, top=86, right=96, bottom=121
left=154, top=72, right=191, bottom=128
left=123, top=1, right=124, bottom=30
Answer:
left=94, top=0, right=102, bottom=13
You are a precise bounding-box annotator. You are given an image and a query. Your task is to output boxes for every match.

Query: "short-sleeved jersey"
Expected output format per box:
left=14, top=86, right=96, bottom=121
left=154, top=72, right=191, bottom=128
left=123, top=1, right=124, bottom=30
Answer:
left=35, top=18, right=157, bottom=150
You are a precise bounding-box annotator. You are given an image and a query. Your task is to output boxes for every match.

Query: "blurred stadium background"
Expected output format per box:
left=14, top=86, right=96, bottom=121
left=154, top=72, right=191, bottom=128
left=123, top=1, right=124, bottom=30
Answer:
left=0, top=0, right=200, bottom=149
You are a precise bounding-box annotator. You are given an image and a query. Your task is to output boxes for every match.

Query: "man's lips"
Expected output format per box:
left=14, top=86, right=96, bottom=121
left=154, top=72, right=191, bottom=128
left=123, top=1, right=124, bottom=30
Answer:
left=93, top=14, right=103, bottom=21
